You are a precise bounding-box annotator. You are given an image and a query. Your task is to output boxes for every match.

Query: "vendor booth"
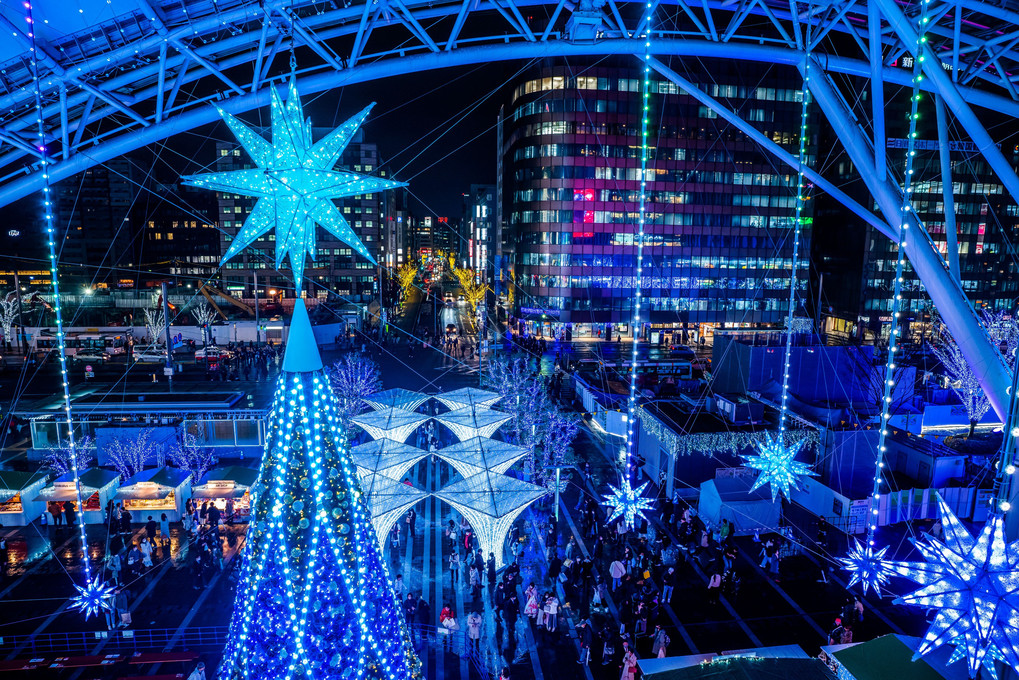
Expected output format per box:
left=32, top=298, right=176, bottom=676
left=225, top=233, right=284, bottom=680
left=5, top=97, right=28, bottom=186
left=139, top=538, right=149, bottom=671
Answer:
left=699, top=472, right=781, bottom=534
left=191, top=466, right=258, bottom=521
left=0, top=470, right=48, bottom=526
left=33, top=468, right=120, bottom=524
left=115, top=467, right=192, bottom=522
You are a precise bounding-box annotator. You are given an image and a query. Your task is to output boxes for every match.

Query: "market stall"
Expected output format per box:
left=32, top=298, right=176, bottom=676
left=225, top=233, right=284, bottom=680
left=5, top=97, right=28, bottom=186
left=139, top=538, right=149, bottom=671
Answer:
left=191, top=466, right=259, bottom=521
left=32, top=468, right=120, bottom=524
left=115, top=467, right=192, bottom=522
left=0, top=470, right=48, bottom=526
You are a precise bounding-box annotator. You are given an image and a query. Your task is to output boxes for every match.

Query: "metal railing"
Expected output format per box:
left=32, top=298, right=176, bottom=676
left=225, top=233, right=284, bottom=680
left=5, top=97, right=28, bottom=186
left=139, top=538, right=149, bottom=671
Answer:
left=0, top=623, right=494, bottom=678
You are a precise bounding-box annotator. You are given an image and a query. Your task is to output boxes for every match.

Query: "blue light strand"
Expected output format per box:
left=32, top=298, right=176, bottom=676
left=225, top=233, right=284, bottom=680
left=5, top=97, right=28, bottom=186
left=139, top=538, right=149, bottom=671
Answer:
left=24, top=0, right=99, bottom=610
left=219, top=369, right=420, bottom=679
left=606, top=0, right=657, bottom=530
left=739, top=30, right=815, bottom=502
left=842, top=0, right=932, bottom=600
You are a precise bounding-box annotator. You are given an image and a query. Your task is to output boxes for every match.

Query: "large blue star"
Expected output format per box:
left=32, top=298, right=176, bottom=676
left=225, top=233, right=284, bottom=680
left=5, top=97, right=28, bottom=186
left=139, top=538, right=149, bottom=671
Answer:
left=880, top=495, right=1019, bottom=678
left=183, top=78, right=407, bottom=293
left=601, top=477, right=654, bottom=530
left=741, top=433, right=815, bottom=502
left=70, top=576, right=116, bottom=620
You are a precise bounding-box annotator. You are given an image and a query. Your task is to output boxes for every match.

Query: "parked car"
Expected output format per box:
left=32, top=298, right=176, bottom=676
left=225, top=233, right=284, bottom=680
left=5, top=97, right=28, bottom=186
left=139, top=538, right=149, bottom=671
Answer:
left=195, top=347, right=232, bottom=361
left=73, top=348, right=110, bottom=363
left=132, top=345, right=167, bottom=363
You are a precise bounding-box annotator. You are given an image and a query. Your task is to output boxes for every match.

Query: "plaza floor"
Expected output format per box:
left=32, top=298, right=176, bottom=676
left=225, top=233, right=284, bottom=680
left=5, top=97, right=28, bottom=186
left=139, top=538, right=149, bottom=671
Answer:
left=0, top=303, right=932, bottom=679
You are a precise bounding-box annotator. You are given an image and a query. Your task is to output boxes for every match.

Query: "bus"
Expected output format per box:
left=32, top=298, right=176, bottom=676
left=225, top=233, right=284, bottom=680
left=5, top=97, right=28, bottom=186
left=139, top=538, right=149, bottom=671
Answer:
left=70, top=334, right=127, bottom=360
left=614, top=360, right=696, bottom=386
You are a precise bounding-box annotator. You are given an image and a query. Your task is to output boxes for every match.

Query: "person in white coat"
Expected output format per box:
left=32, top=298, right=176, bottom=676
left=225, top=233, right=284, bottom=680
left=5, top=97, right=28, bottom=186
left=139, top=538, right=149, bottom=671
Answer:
left=467, top=611, right=483, bottom=653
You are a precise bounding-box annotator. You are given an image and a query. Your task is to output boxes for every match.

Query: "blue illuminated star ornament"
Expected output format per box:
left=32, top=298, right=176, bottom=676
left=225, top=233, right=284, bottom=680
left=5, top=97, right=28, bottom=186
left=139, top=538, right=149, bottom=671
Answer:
left=840, top=538, right=893, bottom=597
left=741, top=433, right=816, bottom=502
left=879, top=495, right=1019, bottom=678
left=602, top=476, right=655, bottom=530
left=69, top=576, right=116, bottom=620
left=183, top=78, right=406, bottom=293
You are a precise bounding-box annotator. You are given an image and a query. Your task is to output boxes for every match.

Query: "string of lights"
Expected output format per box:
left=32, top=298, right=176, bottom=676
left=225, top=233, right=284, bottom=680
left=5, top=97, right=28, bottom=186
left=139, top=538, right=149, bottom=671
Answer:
left=840, top=0, right=931, bottom=599
left=601, top=1, right=657, bottom=530
left=739, top=27, right=816, bottom=502
left=24, top=0, right=111, bottom=620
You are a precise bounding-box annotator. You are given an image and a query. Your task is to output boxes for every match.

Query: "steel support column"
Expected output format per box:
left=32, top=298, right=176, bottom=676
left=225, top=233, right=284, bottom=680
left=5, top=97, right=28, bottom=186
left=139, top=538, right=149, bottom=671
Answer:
left=935, top=94, right=961, bottom=282
left=806, top=58, right=1010, bottom=421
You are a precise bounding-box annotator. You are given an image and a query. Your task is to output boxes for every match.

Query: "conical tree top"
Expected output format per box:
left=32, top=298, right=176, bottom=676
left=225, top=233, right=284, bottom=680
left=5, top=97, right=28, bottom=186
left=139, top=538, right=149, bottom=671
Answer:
left=283, top=298, right=323, bottom=373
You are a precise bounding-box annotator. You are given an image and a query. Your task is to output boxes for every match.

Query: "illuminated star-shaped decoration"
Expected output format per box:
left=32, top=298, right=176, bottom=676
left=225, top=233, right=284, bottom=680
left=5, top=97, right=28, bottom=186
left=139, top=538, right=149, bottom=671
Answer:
left=741, top=433, right=815, bottom=502
left=949, top=639, right=1005, bottom=680
left=880, top=495, right=1019, bottom=678
left=182, top=78, right=407, bottom=293
left=840, top=538, right=893, bottom=597
left=601, top=476, right=655, bottom=530
left=70, top=576, right=116, bottom=620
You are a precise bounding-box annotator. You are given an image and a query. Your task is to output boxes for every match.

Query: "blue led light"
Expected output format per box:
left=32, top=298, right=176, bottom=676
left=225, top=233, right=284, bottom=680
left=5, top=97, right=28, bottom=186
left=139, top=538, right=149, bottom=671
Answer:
left=69, top=576, right=116, bottom=620
left=601, top=477, right=655, bottom=529
left=840, top=538, right=893, bottom=597
left=608, top=0, right=656, bottom=531
left=183, top=78, right=407, bottom=294
left=740, top=433, right=816, bottom=502
left=880, top=496, right=1019, bottom=678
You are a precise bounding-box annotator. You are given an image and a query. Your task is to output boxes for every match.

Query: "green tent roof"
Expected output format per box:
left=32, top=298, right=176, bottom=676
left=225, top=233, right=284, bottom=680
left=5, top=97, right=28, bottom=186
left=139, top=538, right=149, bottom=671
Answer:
left=645, top=657, right=835, bottom=680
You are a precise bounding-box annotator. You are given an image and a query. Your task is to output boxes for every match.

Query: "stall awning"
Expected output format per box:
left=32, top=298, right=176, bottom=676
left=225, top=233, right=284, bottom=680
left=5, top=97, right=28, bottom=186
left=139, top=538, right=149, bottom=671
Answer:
left=32, top=487, right=97, bottom=502
left=115, top=487, right=172, bottom=501
left=192, top=487, right=248, bottom=499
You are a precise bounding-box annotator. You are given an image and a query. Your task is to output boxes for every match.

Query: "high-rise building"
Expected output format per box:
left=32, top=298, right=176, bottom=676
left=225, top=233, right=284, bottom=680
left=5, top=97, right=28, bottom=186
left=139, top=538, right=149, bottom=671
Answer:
left=215, top=127, right=394, bottom=304
left=135, top=182, right=220, bottom=283
left=54, top=158, right=137, bottom=286
left=816, top=77, right=1019, bottom=342
left=464, top=184, right=497, bottom=280
left=502, top=60, right=811, bottom=342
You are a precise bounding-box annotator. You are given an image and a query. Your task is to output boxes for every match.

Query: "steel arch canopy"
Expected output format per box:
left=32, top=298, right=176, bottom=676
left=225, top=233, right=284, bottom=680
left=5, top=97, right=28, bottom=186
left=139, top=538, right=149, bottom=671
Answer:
left=2, top=0, right=1017, bottom=422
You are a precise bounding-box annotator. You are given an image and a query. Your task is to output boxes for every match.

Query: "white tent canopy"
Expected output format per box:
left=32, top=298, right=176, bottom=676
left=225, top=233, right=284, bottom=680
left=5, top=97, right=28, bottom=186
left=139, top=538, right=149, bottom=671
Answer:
left=434, top=437, right=530, bottom=479
left=435, top=472, right=546, bottom=567
left=363, top=388, right=430, bottom=413
left=352, top=407, right=430, bottom=443
left=359, top=471, right=428, bottom=544
left=434, top=387, right=501, bottom=411
left=351, top=438, right=429, bottom=482
left=698, top=476, right=781, bottom=534
left=435, top=407, right=511, bottom=441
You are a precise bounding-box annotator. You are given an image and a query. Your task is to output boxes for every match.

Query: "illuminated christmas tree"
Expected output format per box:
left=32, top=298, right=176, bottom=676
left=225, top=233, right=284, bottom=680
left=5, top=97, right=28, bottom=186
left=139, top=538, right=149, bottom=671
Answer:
left=219, top=301, right=420, bottom=679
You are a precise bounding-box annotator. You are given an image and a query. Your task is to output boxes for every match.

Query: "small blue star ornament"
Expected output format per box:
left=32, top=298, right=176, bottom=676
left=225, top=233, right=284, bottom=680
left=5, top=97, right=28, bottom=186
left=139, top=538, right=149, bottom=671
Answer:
left=880, top=495, right=1019, bottom=678
left=70, top=576, right=116, bottom=620
left=183, top=78, right=406, bottom=293
left=840, top=538, right=893, bottom=597
left=601, top=476, right=654, bottom=530
left=741, top=433, right=816, bottom=501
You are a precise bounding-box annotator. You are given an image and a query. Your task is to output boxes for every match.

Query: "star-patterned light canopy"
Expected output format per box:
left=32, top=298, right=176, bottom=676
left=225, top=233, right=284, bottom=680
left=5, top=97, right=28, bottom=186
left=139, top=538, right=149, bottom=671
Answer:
left=840, top=538, right=893, bottom=597
left=69, top=576, right=116, bottom=620
left=182, top=78, right=407, bottom=293
left=741, top=433, right=816, bottom=502
left=601, top=476, right=654, bottom=530
left=880, top=495, right=1019, bottom=678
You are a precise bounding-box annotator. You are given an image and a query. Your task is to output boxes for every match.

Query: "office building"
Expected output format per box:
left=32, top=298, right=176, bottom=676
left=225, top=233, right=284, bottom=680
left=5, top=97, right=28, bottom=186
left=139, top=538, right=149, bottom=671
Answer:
left=502, top=60, right=811, bottom=342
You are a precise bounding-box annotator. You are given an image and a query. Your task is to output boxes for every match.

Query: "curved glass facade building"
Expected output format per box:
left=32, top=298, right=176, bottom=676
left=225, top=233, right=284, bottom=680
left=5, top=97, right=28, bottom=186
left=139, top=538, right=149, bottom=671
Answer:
left=503, top=60, right=812, bottom=343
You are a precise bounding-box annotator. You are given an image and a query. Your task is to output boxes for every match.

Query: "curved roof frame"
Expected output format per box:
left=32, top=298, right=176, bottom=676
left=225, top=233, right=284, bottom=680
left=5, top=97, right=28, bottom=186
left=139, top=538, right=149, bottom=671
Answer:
left=1, top=0, right=1019, bottom=203
left=0, top=0, right=1013, bottom=423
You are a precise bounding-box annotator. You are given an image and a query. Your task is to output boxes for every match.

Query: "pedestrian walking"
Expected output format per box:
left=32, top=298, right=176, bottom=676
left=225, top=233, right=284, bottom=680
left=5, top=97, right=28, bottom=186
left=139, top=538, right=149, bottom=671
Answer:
left=577, top=619, right=592, bottom=665
left=467, top=611, right=483, bottom=653
left=620, top=641, right=638, bottom=680
left=449, top=550, right=461, bottom=586
left=651, top=625, right=671, bottom=658
left=159, top=513, right=171, bottom=548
